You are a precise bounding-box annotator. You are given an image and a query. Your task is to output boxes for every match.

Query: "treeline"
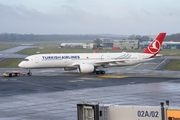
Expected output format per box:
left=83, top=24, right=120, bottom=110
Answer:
left=164, top=33, right=180, bottom=41
left=128, top=33, right=180, bottom=42
left=128, top=35, right=151, bottom=41
left=0, top=33, right=126, bottom=42
left=1, top=33, right=180, bottom=42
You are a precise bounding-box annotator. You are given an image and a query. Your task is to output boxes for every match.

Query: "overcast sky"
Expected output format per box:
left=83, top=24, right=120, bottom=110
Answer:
left=0, top=0, right=179, bottom=35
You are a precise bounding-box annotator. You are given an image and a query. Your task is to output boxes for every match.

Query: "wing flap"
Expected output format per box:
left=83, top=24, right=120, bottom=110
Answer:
left=94, top=60, right=125, bottom=64
left=94, top=59, right=142, bottom=65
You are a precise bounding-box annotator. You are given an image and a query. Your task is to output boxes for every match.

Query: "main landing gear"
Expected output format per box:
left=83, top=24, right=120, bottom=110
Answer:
left=96, top=70, right=105, bottom=74
left=93, top=70, right=105, bottom=74
left=27, top=69, right=32, bottom=76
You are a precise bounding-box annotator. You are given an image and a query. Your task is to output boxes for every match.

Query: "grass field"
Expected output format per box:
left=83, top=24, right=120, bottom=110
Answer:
left=158, top=49, right=180, bottom=56
left=165, top=59, right=180, bottom=71
left=0, top=58, right=24, bottom=68
left=17, top=47, right=145, bottom=55
left=0, top=44, right=17, bottom=51
left=0, top=40, right=93, bottom=45
left=16, top=46, right=180, bottom=56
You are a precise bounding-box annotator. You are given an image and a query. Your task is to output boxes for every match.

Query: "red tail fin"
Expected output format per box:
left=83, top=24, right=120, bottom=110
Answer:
left=143, top=33, right=166, bottom=57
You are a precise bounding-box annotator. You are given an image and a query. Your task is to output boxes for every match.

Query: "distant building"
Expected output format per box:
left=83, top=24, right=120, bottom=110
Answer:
left=103, top=43, right=113, bottom=48
left=98, top=38, right=113, bottom=48
left=113, top=40, right=139, bottom=49
left=162, top=42, right=180, bottom=49
left=21, top=44, right=33, bottom=46
left=139, top=41, right=180, bottom=49
left=61, top=43, right=83, bottom=47
left=83, top=43, right=94, bottom=49
left=139, top=42, right=149, bottom=49
left=99, top=38, right=111, bottom=43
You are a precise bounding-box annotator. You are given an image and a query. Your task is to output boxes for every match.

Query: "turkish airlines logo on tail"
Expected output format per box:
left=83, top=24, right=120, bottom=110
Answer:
left=147, top=39, right=160, bottom=54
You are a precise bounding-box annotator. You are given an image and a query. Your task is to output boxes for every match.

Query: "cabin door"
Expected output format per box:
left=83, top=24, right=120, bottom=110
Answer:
left=35, top=57, right=39, bottom=64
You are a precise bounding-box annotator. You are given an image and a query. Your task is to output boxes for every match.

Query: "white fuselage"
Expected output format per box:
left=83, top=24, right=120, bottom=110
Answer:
left=18, top=52, right=154, bottom=69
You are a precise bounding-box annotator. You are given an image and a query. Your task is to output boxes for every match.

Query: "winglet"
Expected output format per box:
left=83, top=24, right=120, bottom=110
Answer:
left=143, top=33, right=166, bottom=57
left=93, top=49, right=99, bottom=53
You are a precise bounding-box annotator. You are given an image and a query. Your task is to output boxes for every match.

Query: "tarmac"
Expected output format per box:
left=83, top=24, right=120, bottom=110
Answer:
left=0, top=46, right=180, bottom=120
left=1, top=75, right=180, bottom=120
left=0, top=46, right=31, bottom=58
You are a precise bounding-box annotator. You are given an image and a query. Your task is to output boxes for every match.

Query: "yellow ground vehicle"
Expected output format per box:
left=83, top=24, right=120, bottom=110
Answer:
left=2, top=71, right=26, bottom=77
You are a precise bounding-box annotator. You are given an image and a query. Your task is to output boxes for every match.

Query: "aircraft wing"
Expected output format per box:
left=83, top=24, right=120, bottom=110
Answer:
left=71, top=60, right=125, bottom=66
left=94, top=60, right=126, bottom=64
left=72, top=59, right=139, bottom=66
left=93, top=58, right=145, bottom=64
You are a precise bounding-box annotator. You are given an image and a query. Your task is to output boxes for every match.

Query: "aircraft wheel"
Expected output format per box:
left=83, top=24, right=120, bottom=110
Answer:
left=100, top=71, right=105, bottom=74
left=92, top=70, right=96, bottom=73
left=96, top=71, right=100, bottom=74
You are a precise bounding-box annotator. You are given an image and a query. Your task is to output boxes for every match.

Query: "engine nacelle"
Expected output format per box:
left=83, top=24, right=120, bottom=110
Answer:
left=63, top=68, right=77, bottom=71
left=78, top=64, right=94, bottom=73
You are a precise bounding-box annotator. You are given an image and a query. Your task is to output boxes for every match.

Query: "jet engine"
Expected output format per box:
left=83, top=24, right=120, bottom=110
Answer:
left=77, top=64, right=94, bottom=73
left=63, top=68, right=77, bottom=71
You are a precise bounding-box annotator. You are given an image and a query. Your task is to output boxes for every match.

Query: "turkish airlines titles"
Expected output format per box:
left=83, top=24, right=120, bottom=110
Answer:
left=42, top=56, right=80, bottom=60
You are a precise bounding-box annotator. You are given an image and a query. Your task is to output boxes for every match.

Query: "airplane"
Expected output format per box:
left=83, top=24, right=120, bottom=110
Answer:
left=18, top=33, right=166, bottom=76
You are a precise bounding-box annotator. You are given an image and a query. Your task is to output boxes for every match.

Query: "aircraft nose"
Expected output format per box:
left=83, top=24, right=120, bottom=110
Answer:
left=18, top=62, right=23, bottom=68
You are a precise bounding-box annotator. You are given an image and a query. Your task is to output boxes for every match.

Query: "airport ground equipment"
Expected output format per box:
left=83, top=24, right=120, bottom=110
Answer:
left=77, top=100, right=179, bottom=120
left=2, top=71, right=27, bottom=77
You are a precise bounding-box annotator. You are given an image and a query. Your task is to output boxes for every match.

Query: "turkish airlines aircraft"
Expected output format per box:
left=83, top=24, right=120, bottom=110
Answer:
left=18, top=33, right=166, bottom=75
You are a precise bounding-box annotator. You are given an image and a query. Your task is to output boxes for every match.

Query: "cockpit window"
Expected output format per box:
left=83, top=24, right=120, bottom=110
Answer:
left=23, top=59, right=29, bottom=61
